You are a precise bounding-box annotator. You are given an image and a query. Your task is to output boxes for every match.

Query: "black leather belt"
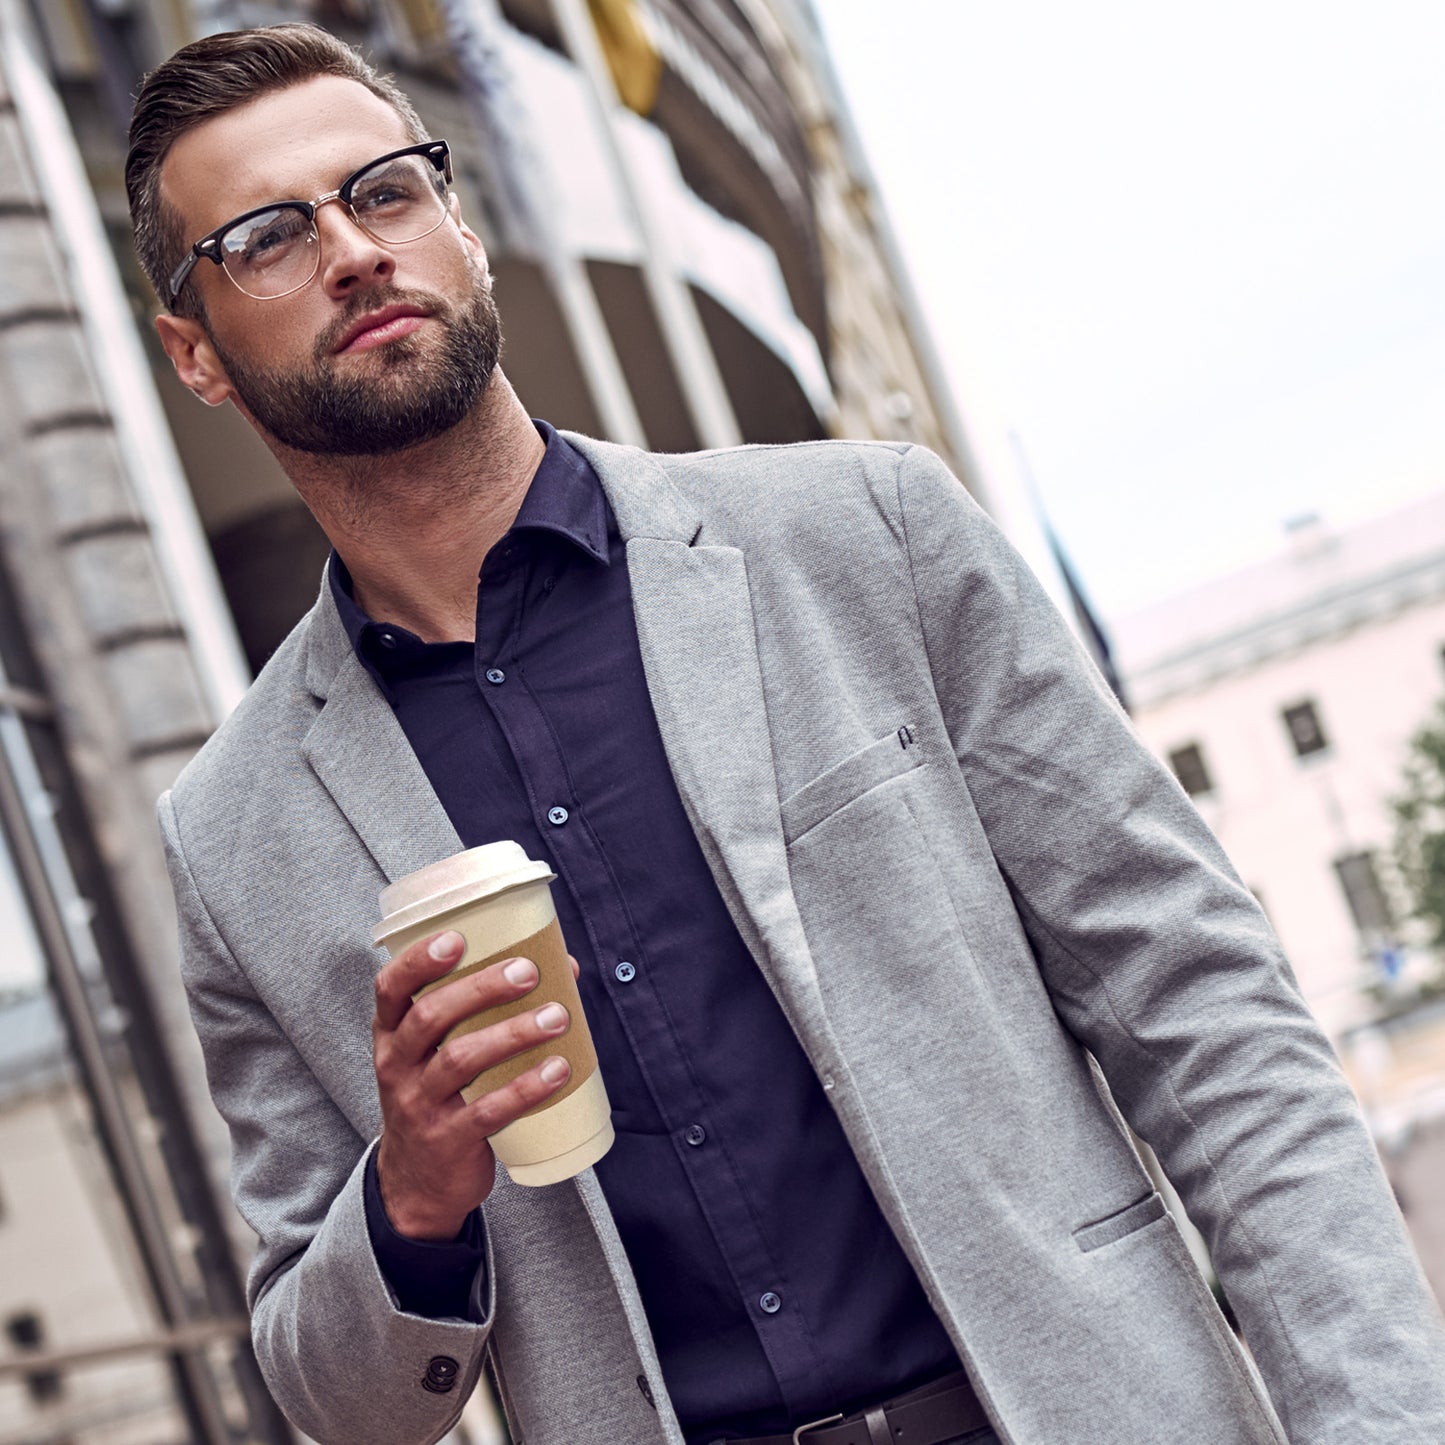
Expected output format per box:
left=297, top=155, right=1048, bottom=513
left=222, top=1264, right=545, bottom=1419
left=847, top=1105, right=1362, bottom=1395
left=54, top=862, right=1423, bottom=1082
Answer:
left=717, top=1369, right=990, bottom=1445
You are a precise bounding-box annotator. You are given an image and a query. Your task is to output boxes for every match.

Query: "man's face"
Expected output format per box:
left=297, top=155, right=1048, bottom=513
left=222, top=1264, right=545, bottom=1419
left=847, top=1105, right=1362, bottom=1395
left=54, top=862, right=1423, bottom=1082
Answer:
left=156, top=75, right=501, bottom=456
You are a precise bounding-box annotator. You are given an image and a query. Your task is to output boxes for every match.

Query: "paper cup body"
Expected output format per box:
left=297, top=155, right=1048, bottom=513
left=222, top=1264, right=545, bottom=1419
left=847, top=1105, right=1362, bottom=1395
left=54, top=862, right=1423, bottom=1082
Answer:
left=374, top=842, right=612, bottom=1186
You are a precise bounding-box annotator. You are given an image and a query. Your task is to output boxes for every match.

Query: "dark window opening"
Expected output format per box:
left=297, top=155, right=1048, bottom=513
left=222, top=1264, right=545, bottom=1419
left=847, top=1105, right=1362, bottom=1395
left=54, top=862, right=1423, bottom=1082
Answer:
left=1168, top=742, right=1214, bottom=797
left=1282, top=700, right=1329, bottom=757
left=1333, top=852, right=1394, bottom=938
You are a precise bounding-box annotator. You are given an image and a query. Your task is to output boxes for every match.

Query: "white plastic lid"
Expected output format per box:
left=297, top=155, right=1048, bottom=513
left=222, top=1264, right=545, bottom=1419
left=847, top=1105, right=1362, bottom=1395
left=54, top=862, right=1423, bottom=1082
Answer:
left=373, top=841, right=555, bottom=944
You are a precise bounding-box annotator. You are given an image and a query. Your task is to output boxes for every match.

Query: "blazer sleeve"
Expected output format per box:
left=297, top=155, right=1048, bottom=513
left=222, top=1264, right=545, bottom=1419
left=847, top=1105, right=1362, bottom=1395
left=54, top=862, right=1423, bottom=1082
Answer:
left=158, top=790, right=495, bottom=1445
left=893, top=442, right=1445, bottom=1440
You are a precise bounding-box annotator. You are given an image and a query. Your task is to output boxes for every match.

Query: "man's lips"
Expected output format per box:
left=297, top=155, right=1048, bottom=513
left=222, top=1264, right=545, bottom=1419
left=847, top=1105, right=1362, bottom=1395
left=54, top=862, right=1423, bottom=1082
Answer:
left=333, top=305, right=432, bottom=354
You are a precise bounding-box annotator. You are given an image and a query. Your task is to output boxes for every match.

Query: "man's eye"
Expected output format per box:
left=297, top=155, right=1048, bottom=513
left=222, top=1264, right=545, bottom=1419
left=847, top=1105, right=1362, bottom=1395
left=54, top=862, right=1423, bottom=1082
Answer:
left=249, top=229, right=287, bottom=256
left=351, top=157, right=437, bottom=215
left=231, top=213, right=308, bottom=266
left=354, top=180, right=420, bottom=213
left=355, top=183, right=413, bottom=210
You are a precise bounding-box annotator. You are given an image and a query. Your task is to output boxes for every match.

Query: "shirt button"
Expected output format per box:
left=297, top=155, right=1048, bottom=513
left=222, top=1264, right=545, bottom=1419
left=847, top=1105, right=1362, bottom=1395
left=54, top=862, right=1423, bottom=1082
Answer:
left=684, top=1124, right=706, bottom=1147
left=485, top=667, right=505, bottom=684
left=759, top=1292, right=782, bottom=1314
left=614, top=961, right=636, bottom=983
left=377, top=631, right=398, bottom=649
left=547, top=806, right=569, bottom=826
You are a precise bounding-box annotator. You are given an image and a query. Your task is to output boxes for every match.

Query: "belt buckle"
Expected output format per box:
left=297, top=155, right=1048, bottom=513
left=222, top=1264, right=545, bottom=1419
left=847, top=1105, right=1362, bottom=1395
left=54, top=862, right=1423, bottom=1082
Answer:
left=791, top=1412, right=844, bottom=1444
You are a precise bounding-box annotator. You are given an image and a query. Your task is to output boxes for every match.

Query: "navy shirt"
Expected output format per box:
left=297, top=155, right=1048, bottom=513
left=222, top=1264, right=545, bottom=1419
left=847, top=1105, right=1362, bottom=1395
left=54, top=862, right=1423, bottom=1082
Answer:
left=345, top=423, right=959, bottom=1441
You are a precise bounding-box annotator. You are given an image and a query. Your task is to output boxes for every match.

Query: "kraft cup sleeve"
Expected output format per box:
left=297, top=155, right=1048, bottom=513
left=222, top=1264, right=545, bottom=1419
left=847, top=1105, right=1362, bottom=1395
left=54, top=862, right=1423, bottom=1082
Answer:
left=413, top=918, right=598, bottom=1109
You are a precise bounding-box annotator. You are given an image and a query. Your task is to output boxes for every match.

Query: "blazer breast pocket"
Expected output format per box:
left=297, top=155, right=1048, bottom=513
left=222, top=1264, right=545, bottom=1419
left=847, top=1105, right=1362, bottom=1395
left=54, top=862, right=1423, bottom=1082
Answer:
left=1073, top=1191, right=1168, bottom=1253
left=780, top=727, right=925, bottom=846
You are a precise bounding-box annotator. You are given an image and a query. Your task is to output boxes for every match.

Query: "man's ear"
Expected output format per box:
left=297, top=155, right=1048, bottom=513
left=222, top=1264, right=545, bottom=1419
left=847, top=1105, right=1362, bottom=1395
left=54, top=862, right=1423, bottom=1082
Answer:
left=155, top=312, right=233, bottom=406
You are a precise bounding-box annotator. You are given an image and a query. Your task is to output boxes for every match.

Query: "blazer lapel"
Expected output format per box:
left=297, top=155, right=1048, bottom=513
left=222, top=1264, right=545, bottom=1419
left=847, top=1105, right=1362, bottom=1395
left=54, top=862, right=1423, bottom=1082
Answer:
left=299, top=597, right=461, bottom=886
left=626, top=539, right=817, bottom=989
left=566, top=434, right=829, bottom=1039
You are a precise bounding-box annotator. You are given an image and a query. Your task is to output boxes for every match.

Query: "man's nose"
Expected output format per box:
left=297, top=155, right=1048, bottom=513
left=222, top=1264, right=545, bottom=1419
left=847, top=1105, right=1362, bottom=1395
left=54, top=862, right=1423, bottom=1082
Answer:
left=313, top=197, right=397, bottom=295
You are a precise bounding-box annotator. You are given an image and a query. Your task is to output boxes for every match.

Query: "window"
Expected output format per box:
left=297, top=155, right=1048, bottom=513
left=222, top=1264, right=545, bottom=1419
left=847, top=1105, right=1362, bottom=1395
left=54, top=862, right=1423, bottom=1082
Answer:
left=1333, top=852, right=1394, bottom=938
left=1282, top=700, right=1329, bottom=757
left=5, top=1310, right=63, bottom=1404
left=1167, top=742, right=1214, bottom=797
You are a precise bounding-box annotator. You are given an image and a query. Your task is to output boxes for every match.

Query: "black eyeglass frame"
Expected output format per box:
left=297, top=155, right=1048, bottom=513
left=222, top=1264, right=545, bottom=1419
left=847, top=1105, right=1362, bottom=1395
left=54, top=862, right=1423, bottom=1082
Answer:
left=167, top=139, right=454, bottom=306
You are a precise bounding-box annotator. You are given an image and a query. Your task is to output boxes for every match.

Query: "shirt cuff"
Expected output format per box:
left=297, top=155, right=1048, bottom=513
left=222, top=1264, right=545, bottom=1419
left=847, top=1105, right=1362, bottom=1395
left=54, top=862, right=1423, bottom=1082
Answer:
left=363, top=1147, right=487, bottom=1322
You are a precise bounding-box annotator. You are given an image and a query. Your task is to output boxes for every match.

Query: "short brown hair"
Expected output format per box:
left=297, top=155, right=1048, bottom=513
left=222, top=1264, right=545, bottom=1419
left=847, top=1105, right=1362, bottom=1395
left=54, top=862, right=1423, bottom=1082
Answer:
left=125, top=23, right=427, bottom=317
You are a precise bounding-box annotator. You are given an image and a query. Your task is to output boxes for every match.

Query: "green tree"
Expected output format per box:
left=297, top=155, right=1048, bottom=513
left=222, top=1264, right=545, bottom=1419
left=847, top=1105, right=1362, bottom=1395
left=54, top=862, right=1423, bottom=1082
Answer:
left=1390, top=699, right=1445, bottom=993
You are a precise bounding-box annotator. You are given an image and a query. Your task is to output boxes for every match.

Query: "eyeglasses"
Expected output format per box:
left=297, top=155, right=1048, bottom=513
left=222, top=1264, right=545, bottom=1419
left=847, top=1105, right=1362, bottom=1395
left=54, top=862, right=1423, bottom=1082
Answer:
left=168, top=140, right=454, bottom=305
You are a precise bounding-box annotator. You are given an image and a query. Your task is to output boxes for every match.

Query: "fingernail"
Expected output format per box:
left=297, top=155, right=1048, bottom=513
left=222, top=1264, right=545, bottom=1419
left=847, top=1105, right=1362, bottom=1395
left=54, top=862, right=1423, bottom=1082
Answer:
left=428, top=931, right=464, bottom=961
left=540, top=1056, right=569, bottom=1084
left=535, top=1003, right=568, bottom=1031
left=504, top=958, right=537, bottom=986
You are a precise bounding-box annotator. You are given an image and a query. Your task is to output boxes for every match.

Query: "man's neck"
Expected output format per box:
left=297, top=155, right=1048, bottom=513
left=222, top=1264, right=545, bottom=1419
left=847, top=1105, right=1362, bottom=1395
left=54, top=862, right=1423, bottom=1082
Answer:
left=276, top=372, right=544, bottom=643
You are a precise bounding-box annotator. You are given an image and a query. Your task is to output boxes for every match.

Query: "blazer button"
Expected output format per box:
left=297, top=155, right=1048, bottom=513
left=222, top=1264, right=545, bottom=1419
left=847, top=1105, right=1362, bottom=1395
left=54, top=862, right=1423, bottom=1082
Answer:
left=422, top=1355, right=459, bottom=1394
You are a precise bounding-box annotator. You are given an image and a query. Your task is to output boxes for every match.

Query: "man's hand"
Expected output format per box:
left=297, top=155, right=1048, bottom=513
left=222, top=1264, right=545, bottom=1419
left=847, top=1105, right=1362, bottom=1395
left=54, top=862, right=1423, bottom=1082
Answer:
left=372, top=929, right=578, bottom=1240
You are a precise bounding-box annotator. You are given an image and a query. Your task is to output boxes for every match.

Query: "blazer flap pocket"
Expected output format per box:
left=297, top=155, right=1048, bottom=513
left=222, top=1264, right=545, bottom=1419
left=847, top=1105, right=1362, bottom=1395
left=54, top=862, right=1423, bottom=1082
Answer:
left=781, top=727, right=924, bottom=846
left=1073, top=1191, right=1167, bottom=1253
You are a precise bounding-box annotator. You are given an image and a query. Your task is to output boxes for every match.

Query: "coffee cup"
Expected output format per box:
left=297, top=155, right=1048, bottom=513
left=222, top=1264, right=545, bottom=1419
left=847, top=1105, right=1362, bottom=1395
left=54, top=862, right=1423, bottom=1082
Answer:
left=373, top=841, right=613, bottom=1186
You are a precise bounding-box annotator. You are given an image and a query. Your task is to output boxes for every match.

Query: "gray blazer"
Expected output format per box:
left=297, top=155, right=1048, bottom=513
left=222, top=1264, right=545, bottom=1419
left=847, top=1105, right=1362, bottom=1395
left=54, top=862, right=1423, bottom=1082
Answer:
left=159, top=436, right=1445, bottom=1445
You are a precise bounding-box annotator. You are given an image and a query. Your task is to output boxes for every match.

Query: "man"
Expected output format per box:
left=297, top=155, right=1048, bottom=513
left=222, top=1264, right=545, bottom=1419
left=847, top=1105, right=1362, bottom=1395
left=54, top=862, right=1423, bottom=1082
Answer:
left=129, top=23, right=1445, bottom=1445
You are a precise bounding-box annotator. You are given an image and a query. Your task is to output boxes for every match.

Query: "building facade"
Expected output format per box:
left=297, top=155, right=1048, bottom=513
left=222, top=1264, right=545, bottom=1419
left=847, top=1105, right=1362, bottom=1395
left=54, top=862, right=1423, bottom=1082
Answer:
left=1114, top=495, right=1445, bottom=1305
left=1113, top=494, right=1445, bottom=1072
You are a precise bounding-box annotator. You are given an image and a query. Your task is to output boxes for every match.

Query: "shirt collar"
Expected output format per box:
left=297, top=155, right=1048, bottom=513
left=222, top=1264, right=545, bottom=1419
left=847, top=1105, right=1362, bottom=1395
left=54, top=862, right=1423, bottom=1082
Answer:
left=511, top=419, right=610, bottom=564
left=328, top=418, right=610, bottom=662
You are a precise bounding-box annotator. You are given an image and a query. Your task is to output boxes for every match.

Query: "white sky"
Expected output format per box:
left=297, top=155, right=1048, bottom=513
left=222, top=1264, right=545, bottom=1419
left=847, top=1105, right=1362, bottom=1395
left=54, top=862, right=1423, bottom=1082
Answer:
left=816, top=0, right=1445, bottom=619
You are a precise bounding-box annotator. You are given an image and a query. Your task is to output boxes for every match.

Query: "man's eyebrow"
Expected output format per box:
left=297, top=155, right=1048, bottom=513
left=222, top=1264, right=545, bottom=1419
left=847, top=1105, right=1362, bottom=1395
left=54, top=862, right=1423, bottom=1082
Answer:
left=223, top=152, right=391, bottom=210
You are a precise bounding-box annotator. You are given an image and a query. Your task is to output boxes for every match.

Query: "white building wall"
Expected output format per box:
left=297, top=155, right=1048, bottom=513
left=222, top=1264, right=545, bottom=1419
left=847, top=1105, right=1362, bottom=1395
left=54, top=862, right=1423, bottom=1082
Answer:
left=1125, top=574, right=1445, bottom=1040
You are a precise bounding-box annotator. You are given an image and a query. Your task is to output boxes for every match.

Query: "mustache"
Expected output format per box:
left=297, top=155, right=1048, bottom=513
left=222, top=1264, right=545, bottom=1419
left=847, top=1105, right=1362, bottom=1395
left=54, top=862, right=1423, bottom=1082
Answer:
left=313, top=287, right=444, bottom=360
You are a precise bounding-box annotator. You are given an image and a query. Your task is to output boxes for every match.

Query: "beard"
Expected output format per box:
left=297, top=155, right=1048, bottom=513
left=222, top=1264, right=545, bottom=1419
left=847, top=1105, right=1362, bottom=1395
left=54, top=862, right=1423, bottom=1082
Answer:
left=210, top=272, right=503, bottom=457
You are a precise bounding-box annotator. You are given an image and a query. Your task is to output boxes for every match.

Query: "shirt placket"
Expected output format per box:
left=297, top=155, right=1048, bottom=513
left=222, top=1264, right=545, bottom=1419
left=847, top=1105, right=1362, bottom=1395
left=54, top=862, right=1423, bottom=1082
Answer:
left=473, top=534, right=827, bottom=1412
